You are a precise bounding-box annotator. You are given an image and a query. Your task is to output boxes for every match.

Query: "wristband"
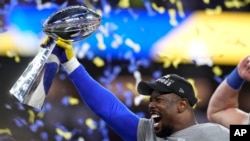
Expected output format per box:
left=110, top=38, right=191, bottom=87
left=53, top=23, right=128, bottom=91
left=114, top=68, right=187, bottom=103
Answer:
left=47, top=54, right=60, bottom=65
left=226, top=68, right=245, bottom=90
left=62, top=57, right=80, bottom=74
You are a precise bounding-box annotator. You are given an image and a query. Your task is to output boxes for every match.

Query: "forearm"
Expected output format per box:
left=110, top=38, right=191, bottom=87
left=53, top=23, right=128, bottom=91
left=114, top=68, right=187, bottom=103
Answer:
left=208, top=80, right=239, bottom=113
left=207, top=68, right=247, bottom=127
left=66, top=62, right=139, bottom=140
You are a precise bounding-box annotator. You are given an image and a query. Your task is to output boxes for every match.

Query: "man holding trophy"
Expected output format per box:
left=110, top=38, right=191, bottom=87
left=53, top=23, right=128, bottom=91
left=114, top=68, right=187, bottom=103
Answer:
left=39, top=33, right=229, bottom=141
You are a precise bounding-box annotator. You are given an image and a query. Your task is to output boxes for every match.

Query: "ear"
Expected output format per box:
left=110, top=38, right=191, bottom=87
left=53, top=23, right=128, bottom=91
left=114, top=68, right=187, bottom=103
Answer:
left=177, top=99, right=188, bottom=113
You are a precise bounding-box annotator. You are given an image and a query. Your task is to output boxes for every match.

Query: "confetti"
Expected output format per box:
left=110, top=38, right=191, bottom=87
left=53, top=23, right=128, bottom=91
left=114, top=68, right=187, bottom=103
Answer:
left=55, top=126, right=72, bottom=140
left=85, top=118, right=97, bottom=130
left=212, top=66, right=223, bottom=76
left=151, top=2, right=165, bottom=14
left=93, top=57, right=105, bottom=67
left=0, top=128, right=12, bottom=135
left=28, top=109, right=35, bottom=123
left=168, top=8, right=178, bottom=26
left=118, top=0, right=130, bottom=8
left=125, top=38, right=141, bottom=53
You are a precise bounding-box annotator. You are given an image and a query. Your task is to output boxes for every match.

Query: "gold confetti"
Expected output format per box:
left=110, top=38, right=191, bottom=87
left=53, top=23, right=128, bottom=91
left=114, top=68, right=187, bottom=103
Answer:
left=176, top=1, right=185, bottom=18
left=157, top=53, right=173, bottom=68
left=93, top=57, right=105, bottom=67
left=118, top=0, right=130, bottom=8
left=168, top=8, right=178, bottom=26
left=55, top=128, right=72, bottom=140
left=69, top=96, right=80, bottom=105
left=6, top=50, right=17, bottom=58
left=151, top=2, right=165, bottom=14
left=28, top=109, right=35, bottom=124
left=37, top=112, right=44, bottom=119
left=96, top=33, right=106, bottom=50
left=85, top=118, right=97, bottom=130
left=96, top=9, right=103, bottom=17
left=170, top=0, right=176, bottom=4
left=0, top=128, right=12, bottom=135
left=205, top=5, right=222, bottom=15
left=212, top=66, right=223, bottom=76
left=203, top=0, right=210, bottom=4
left=126, top=82, right=135, bottom=91
left=172, top=57, right=183, bottom=69
left=225, top=0, right=246, bottom=8
left=14, top=55, right=20, bottom=63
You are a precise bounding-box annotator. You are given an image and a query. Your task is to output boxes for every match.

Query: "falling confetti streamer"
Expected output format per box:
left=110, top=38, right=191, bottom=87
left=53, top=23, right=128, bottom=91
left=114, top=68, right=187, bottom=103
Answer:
left=203, top=0, right=210, bottom=4
left=55, top=126, right=72, bottom=140
left=176, top=1, right=185, bottom=18
left=151, top=2, right=165, bottom=14
left=168, top=8, right=178, bottom=26
left=0, top=128, right=12, bottom=135
left=212, top=66, right=223, bottom=76
left=85, top=118, right=97, bottom=130
left=69, top=96, right=80, bottom=105
left=118, top=0, right=130, bottom=8
left=124, top=91, right=133, bottom=107
left=205, top=5, right=222, bottom=15
left=224, top=0, right=247, bottom=8
left=96, top=33, right=106, bottom=50
left=77, top=43, right=90, bottom=59
left=111, top=34, right=123, bottom=49
left=93, top=57, right=105, bottom=67
left=125, top=38, right=141, bottom=53
left=28, top=109, right=35, bottom=124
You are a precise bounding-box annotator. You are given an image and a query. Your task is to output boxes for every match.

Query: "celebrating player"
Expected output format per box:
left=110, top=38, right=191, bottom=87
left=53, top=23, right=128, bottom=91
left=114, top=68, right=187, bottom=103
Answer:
left=207, top=56, right=250, bottom=128
left=42, top=37, right=229, bottom=141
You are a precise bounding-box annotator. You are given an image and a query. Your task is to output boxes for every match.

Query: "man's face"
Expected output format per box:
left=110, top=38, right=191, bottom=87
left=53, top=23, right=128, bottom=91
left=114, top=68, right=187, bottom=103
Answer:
left=148, top=91, right=181, bottom=138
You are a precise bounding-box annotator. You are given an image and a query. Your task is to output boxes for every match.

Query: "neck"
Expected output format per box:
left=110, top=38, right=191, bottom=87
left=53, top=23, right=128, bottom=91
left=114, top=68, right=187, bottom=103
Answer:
left=173, top=111, right=197, bottom=133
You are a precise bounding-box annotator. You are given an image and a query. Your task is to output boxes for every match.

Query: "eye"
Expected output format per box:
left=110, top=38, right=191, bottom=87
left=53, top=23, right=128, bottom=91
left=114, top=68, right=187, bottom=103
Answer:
left=155, top=97, right=162, bottom=103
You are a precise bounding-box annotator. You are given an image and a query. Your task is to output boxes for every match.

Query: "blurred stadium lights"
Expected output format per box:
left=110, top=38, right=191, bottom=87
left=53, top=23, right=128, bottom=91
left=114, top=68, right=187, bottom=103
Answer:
left=0, top=0, right=250, bottom=65
left=151, top=11, right=250, bottom=66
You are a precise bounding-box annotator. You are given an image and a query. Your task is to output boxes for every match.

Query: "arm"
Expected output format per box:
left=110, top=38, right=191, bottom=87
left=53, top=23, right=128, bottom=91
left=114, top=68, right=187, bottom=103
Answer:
left=207, top=56, right=250, bottom=128
left=65, top=59, right=139, bottom=140
left=50, top=39, right=140, bottom=141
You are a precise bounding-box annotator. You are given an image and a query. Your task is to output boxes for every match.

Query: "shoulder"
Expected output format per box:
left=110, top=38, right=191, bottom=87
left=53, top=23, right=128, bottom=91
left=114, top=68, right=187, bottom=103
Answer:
left=197, top=123, right=229, bottom=132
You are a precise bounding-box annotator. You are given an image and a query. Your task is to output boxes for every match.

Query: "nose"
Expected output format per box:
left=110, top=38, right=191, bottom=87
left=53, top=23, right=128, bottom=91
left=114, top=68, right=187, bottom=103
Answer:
left=148, top=101, right=156, bottom=109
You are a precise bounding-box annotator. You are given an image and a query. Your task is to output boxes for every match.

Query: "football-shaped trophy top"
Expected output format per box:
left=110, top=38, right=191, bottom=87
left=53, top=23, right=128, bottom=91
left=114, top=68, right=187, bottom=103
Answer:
left=42, top=5, right=101, bottom=42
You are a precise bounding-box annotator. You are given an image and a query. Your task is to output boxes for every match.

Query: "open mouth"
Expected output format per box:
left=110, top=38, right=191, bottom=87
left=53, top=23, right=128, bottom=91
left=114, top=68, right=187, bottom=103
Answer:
left=151, top=113, right=162, bottom=128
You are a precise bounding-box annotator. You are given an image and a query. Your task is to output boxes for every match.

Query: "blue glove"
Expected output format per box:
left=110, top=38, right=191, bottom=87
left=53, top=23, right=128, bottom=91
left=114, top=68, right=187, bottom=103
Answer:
left=41, top=36, right=74, bottom=63
left=41, top=36, right=80, bottom=74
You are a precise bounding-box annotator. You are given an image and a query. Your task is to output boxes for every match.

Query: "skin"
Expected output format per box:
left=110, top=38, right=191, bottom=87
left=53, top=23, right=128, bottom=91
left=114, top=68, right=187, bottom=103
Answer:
left=207, top=56, right=250, bottom=128
left=148, top=91, right=197, bottom=138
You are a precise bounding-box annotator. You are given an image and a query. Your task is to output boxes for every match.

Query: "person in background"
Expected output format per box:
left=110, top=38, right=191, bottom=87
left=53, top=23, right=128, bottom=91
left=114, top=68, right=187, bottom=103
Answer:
left=207, top=55, right=250, bottom=128
left=42, top=37, right=229, bottom=141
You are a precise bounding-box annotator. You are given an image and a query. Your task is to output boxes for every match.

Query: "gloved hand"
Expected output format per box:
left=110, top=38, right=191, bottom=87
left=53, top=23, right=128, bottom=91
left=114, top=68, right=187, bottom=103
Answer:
left=41, top=36, right=74, bottom=64
left=41, top=36, right=80, bottom=74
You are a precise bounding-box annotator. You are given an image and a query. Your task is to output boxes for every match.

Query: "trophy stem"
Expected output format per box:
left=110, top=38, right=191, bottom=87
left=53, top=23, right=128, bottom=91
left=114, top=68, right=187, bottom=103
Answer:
left=9, top=39, right=56, bottom=107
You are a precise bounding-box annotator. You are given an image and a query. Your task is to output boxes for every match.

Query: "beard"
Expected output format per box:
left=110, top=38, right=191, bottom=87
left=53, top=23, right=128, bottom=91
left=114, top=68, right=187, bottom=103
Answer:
left=155, top=124, right=173, bottom=138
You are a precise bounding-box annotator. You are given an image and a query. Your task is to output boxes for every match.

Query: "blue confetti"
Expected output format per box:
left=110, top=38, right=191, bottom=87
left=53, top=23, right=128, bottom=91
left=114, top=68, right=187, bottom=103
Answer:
left=77, top=118, right=84, bottom=125
left=213, top=75, right=223, bottom=84
left=30, top=119, right=44, bottom=132
left=124, top=91, right=133, bottom=107
left=13, top=116, right=28, bottom=127
left=152, top=70, right=162, bottom=80
left=61, top=96, right=70, bottom=106
left=40, top=131, right=49, bottom=141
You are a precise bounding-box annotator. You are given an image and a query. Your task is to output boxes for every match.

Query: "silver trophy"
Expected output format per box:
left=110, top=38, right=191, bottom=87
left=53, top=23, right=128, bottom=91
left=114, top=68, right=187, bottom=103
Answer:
left=9, top=5, right=101, bottom=109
